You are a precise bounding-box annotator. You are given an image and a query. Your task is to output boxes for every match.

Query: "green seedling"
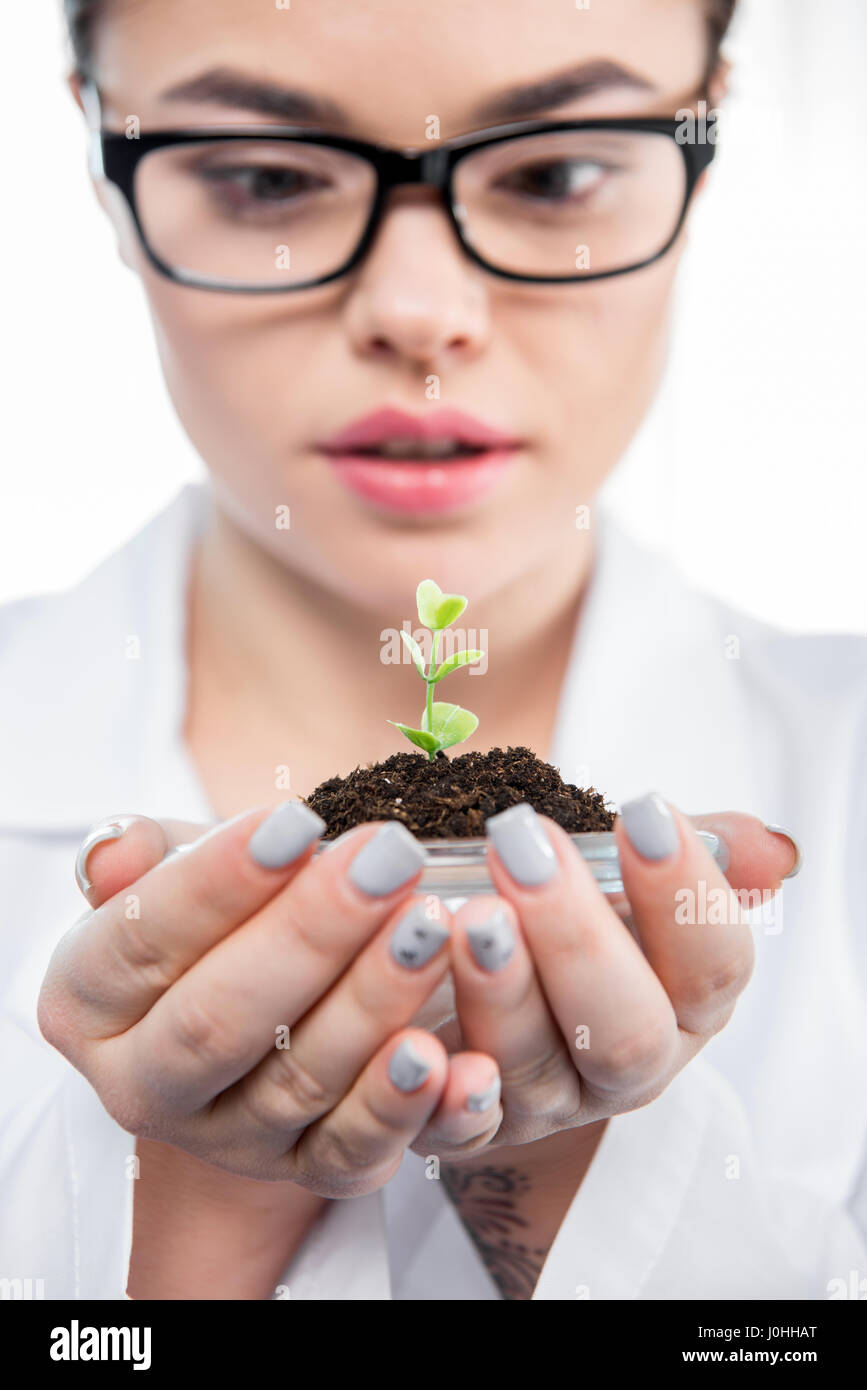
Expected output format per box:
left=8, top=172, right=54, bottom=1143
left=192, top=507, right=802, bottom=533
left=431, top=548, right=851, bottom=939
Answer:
left=388, top=579, right=485, bottom=762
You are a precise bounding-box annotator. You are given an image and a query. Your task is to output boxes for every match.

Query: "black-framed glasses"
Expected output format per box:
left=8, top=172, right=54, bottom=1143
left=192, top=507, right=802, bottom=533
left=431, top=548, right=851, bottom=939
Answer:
left=89, top=102, right=716, bottom=293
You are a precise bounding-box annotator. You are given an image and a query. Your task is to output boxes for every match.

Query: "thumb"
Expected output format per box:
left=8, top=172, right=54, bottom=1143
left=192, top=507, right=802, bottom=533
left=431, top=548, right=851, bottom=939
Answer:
left=73, top=815, right=210, bottom=909
left=687, top=811, right=802, bottom=891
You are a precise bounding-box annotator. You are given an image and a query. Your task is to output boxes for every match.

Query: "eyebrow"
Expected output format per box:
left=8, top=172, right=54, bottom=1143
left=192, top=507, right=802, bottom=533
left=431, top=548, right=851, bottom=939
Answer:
left=160, top=59, right=656, bottom=132
left=160, top=68, right=348, bottom=125
left=469, top=59, right=656, bottom=123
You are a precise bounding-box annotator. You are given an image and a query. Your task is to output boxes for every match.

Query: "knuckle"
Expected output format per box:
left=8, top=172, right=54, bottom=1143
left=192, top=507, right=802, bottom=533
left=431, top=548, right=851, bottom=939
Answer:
left=295, top=1130, right=401, bottom=1198
left=678, top=946, right=755, bottom=1017
left=280, top=891, right=357, bottom=966
left=103, top=1092, right=150, bottom=1136
left=423, top=1123, right=503, bottom=1161
left=168, top=989, right=238, bottom=1069
left=702, top=1002, right=738, bottom=1039
left=181, top=857, right=237, bottom=922
left=36, top=986, right=68, bottom=1051
left=37, top=976, right=90, bottom=1065
left=245, top=1051, right=331, bottom=1133
left=301, top=1156, right=401, bottom=1200
left=107, top=912, right=177, bottom=996
left=539, top=914, right=606, bottom=965
left=501, top=1044, right=583, bottom=1129
left=85, top=1055, right=156, bottom=1136
left=594, top=1016, right=675, bottom=1089
left=314, top=1096, right=409, bottom=1183
left=317, top=1123, right=378, bottom=1177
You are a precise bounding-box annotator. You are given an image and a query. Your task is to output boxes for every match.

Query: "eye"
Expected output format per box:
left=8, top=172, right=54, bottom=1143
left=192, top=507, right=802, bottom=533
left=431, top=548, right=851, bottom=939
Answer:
left=196, top=162, right=331, bottom=211
left=493, top=158, right=613, bottom=203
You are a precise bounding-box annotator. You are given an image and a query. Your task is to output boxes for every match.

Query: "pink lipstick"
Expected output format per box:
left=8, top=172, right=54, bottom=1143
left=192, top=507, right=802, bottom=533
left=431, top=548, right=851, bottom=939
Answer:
left=316, top=407, right=523, bottom=515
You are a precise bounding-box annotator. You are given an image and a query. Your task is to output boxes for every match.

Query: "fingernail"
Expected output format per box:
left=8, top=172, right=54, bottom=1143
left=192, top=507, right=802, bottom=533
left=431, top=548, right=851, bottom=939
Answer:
left=485, top=803, right=557, bottom=886
left=466, top=1075, right=502, bottom=1114
left=388, top=1039, right=431, bottom=1093
left=466, top=908, right=515, bottom=972
left=620, top=792, right=679, bottom=862
left=248, top=801, right=326, bottom=869
left=74, top=817, right=135, bottom=895
left=389, top=901, right=449, bottom=969
left=764, top=824, right=804, bottom=879
left=348, top=822, right=425, bottom=897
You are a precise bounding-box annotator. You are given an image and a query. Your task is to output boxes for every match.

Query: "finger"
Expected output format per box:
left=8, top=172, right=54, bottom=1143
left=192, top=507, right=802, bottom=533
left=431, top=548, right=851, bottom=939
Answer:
left=74, top=815, right=208, bottom=908
left=122, top=821, right=427, bottom=1112
left=42, top=801, right=328, bottom=1043
left=687, top=811, right=802, bottom=888
left=285, top=1030, right=449, bottom=1196
left=617, top=794, right=756, bottom=1035
left=485, top=805, right=679, bottom=1097
left=445, top=895, right=581, bottom=1144
left=411, top=1050, right=503, bottom=1156
left=211, top=894, right=452, bottom=1148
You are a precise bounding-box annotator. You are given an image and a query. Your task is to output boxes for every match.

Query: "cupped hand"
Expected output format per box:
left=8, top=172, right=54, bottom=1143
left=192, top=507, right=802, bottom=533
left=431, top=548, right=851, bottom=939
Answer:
left=38, top=803, right=502, bottom=1195
left=410, top=795, right=801, bottom=1159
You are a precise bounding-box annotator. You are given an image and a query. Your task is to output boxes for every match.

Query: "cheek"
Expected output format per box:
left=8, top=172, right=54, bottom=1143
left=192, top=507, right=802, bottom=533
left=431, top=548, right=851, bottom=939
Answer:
left=529, top=261, right=676, bottom=394
left=143, top=277, right=319, bottom=467
left=515, top=257, right=678, bottom=475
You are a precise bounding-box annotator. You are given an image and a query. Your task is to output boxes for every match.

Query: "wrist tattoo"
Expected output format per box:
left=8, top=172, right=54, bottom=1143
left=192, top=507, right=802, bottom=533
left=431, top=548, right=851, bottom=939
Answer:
left=441, top=1165, right=547, bottom=1301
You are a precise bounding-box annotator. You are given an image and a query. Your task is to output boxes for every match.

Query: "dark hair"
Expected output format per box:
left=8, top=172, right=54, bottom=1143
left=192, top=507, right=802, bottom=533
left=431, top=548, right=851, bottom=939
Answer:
left=64, top=0, right=738, bottom=81
left=64, top=1, right=99, bottom=80
left=705, top=0, right=738, bottom=65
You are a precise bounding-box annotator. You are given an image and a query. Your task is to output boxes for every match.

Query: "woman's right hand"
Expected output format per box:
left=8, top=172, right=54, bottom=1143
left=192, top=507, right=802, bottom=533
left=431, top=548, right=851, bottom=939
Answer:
left=37, top=803, right=499, bottom=1195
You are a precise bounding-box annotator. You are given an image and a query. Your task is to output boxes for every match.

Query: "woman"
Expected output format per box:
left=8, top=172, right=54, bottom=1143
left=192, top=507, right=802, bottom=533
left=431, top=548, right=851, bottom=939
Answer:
left=1, top=0, right=865, bottom=1301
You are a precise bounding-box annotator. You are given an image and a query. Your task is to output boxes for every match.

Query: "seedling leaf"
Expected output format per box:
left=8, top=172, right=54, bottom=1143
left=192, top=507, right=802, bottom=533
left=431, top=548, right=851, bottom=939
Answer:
left=425, top=702, right=479, bottom=749
left=431, top=649, right=484, bottom=682
left=416, top=580, right=443, bottom=629
left=416, top=579, right=468, bottom=630
left=387, top=720, right=441, bottom=754
left=433, top=594, right=467, bottom=628
left=399, top=630, right=427, bottom=678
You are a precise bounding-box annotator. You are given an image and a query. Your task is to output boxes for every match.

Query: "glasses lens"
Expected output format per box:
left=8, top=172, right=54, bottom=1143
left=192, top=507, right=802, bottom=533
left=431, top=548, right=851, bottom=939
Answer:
left=134, top=139, right=377, bottom=288
left=453, top=129, right=687, bottom=279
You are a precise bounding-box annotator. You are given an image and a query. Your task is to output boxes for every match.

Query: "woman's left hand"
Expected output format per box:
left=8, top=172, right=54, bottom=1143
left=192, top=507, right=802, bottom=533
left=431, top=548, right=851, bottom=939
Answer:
left=410, top=794, right=800, bottom=1157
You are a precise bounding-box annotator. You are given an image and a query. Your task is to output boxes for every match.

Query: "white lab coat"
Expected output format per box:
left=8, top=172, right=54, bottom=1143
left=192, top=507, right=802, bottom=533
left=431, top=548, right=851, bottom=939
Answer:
left=1, top=483, right=865, bottom=1300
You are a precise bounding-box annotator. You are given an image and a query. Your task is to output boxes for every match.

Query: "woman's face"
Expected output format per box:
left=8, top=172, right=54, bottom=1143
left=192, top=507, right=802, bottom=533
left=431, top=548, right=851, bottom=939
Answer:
left=90, top=0, right=712, bottom=610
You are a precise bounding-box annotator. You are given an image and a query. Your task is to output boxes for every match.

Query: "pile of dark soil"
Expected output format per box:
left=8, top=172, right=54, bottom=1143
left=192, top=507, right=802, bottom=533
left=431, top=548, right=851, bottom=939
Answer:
left=303, top=745, right=615, bottom=840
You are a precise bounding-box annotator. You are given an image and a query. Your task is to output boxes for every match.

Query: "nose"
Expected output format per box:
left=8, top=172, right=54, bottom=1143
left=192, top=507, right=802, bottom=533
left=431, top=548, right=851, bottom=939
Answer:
left=342, top=187, right=492, bottom=369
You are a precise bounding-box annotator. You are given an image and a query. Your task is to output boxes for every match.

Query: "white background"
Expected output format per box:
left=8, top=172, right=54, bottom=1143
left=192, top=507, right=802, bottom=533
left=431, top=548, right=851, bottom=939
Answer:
left=2, top=1, right=866, bottom=630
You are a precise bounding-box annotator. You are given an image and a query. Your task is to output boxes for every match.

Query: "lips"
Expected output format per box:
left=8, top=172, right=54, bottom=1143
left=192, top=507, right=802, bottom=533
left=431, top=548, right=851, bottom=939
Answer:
left=316, top=407, right=524, bottom=515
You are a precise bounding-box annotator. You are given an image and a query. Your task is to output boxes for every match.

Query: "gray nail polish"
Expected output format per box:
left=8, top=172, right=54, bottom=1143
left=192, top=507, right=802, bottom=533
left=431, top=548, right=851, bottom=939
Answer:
left=466, top=908, right=515, bottom=972
left=248, top=801, right=326, bottom=869
left=389, top=901, right=449, bottom=969
left=348, top=822, right=425, bottom=897
left=74, top=818, right=134, bottom=895
left=764, top=824, right=804, bottom=879
left=466, top=1076, right=502, bottom=1114
left=485, top=803, right=557, bottom=886
left=620, top=792, right=679, bottom=861
left=388, top=1039, right=431, bottom=1092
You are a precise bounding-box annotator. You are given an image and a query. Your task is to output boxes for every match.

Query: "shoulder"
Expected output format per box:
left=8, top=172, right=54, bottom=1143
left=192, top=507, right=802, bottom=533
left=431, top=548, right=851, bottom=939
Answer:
left=711, top=597, right=867, bottom=701
left=0, top=483, right=206, bottom=665
left=0, top=484, right=207, bottom=831
left=601, top=514, right=867, bottom=702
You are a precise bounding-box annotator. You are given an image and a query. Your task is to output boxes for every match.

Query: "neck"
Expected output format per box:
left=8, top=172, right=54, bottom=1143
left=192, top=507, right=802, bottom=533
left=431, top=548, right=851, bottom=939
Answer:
left=186, top=494, right=597, bottom=792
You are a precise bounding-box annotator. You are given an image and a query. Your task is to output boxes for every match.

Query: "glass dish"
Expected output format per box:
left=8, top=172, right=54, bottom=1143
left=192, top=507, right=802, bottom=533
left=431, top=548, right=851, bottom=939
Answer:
left=317, top=828, right=728, bottom=918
